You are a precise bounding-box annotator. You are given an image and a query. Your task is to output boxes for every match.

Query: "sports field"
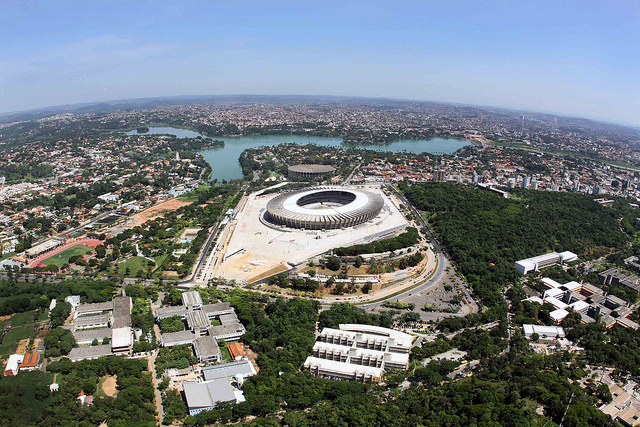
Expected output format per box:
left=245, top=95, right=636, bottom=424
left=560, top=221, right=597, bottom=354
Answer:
left=41, top=245, right=93, bottom=268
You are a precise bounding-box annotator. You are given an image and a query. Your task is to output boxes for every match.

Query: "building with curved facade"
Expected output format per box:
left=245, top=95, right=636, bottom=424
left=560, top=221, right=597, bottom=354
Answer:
left=288, top=164, right=336, bottom=179
left=266, top=187, right=384, bottom=230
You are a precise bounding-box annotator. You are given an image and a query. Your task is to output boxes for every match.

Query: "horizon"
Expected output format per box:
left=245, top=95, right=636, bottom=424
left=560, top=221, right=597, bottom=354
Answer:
left=1, top=1, right=638, bottom=125
left=2, top=93, right=639, bottom=130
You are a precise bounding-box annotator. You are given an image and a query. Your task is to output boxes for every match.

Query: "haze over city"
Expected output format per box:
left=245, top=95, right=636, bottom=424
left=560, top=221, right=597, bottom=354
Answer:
left=1, top=0, right=638, bottom=125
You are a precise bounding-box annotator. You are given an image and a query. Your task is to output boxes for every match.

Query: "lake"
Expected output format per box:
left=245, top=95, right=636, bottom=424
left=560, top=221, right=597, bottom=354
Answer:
left=127, top=127, right=471, bottom=181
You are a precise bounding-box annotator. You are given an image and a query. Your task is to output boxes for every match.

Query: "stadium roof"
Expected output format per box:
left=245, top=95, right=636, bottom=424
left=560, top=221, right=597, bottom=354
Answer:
left=288, top=164, right=336, bottom=173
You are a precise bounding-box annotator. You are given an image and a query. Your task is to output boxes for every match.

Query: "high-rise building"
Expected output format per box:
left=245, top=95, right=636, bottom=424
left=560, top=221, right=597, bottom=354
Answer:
left=531, top=179, right=538, bottom=190
left=523, top=176, right=531, bottom=189
left=472, top=171, right=479, bottom=184
left=433, top=170, right=445, bottom=182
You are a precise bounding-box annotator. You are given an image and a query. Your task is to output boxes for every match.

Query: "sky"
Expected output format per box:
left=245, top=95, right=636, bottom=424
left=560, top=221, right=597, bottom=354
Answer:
left=0, top=1, right=639, bottom=125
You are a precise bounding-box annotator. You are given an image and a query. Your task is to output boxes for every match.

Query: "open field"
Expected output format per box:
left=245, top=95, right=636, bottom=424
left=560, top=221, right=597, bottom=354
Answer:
left=118, top=256, right=152, bottom=276
left=41, top=244, right=93, bottom=268
left=129, top=199, right=192, bottom=227
left=0, top=310, right=47, bottom=358
left=98, top=375, right=118, bottom=398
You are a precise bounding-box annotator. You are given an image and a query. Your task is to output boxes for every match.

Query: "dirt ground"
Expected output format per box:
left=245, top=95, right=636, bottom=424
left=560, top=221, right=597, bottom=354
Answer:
left=0, top=314, right=12, bottom=322
left=162, top=270, right=179, bottom=277
left=101, top=375, right=118, bottom=397
left=129, top=199, right=192, bottom=227
left=244, top=347, right=260, bottom=373
left=15, top=339, right=29, bottom=355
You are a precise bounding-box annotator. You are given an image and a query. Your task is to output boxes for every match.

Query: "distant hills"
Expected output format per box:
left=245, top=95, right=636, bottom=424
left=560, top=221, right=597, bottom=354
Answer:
left=1, top=94, right=638, bottom=133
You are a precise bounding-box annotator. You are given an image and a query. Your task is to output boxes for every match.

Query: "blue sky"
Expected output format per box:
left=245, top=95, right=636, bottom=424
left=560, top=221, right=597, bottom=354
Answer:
left=1, top=1, right=638, bottom=125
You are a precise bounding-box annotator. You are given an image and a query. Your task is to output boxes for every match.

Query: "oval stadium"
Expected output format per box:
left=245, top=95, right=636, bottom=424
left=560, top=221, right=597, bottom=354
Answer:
left=266, top=187, right=384, bottom=230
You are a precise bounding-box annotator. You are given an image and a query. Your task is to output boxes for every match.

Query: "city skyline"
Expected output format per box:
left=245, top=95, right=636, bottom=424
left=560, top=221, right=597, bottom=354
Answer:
left=1, top=1, right=638, bottom=125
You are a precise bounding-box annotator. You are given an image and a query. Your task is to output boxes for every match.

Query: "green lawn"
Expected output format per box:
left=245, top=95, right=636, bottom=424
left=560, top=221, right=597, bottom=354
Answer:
left=0, top=310, right=46, bottom=358
left=151, top=254, right=169, bottom=277
left=96, top=377, right=107, bottom=398
left=0, top=251, right=16, bottom=261
left=220, top=346, right=232, bottom=362
left=41, top=244, right=93, bottom=268
left=210, top=319, right=221, bottom=326
left=118, top=256, right=156, bottom=276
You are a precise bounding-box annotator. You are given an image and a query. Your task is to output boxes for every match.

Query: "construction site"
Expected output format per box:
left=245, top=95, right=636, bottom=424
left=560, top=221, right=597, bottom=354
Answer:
left=210, top=185, right=409, bottom=284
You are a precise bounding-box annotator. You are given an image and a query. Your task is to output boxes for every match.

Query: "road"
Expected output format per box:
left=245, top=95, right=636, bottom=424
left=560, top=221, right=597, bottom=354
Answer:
left=180, top=188, right=248, bottom=287
left=148, top=296, right=164, bottom=422
left=360, top=250, right=447, bottom=309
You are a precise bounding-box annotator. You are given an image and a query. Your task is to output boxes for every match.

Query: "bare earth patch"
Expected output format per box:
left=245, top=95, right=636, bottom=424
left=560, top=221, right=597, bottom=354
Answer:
left=129, top=199, right=192, bottom=227
left=15, top=339, right=29, bottom=355
left=101, top=375, right=118, bottom=397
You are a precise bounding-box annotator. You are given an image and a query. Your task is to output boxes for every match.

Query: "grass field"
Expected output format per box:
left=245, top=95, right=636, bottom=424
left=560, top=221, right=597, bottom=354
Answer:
left=0, top=310, right=47, bottom=358
left=210, top=319, right=221, bottom=326
left=0, top=251, right=16, bottom=261
left=118, top=256, right=156, bottom=276
left=220, top=346, right=232, bottom=362
left=41, top=245, right=93, bottom=268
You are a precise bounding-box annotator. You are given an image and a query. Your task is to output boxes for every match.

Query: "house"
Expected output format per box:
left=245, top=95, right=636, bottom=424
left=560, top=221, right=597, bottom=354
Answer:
left=227, top=342, right=246, bottom=360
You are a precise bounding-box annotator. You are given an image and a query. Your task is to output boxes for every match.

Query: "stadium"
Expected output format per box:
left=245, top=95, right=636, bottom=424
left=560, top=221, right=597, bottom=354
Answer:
left=287, top=164, right=336, bottom=179
left=266, top=187, right=384, bottom=230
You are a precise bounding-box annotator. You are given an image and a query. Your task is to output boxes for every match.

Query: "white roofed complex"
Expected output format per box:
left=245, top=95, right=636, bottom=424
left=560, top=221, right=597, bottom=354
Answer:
left=514, top=251, right=578, bottom=275
left=303, top=324, right=412, bottom=383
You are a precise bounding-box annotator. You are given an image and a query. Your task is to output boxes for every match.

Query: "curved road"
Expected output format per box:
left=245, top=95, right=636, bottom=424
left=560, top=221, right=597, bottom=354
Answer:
left=360, top=251, right=447, bottom=309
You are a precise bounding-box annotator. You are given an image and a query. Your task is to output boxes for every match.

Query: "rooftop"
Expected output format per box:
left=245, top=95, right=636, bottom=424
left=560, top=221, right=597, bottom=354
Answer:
left=69, top=344, right=113, bottom=360
left=182, top=291, right=203, bottom=308
left=183, top=379, right=237, bottom=410
left=112, top=296, right=131, bottom=328
left=202, top=360, right=257, bottom=381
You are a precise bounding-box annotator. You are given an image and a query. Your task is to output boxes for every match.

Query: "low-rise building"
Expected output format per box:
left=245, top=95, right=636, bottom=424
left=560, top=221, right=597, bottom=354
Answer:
left=73, top=328, right=112, bottom=345
left=68, top=344, right=113, bottom=362
left=18, top=353, right=40, bottom=371
left=111, top=327, right=133, bottom=354
left=303, top=324, right=412, bottom=383
left=4, top=354, right=24, bottom=376
left=522, top=324, right=565, bottom=342
left=202, top=360, right=257, bottom=382
left=194, top=336, right=221, bottom=363
left=183, top=379, right=244, bottom=416
left=514, top=251, right=577, bottom=275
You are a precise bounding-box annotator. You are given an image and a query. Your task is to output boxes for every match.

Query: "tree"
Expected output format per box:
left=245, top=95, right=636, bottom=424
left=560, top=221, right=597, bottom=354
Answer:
left=326, top=256, right=341, bottom=271
left=95, top=245, right=106, bottom=258
left=362, top=282, right=373, bottom=294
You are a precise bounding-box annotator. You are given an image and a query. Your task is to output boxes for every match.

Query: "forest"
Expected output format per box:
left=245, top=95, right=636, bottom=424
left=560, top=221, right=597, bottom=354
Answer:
left=0, top=279, right=118, bottom=316
left=400, top=182, right=634, bottom=320
left=0, top=356, right=156, bottom=426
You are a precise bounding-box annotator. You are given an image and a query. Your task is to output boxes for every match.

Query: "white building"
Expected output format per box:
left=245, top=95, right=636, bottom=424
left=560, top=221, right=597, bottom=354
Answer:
left=111, top=327, right=133, bottom=353
left=302, top=324, right=412, bottom=383
left=4, top=354, right=24, bottom=376
left=183, top=379, right=244, bottom=416
left=522, top=324, right=565, bottom=341
left=514, top=251, right=578, bottom=275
